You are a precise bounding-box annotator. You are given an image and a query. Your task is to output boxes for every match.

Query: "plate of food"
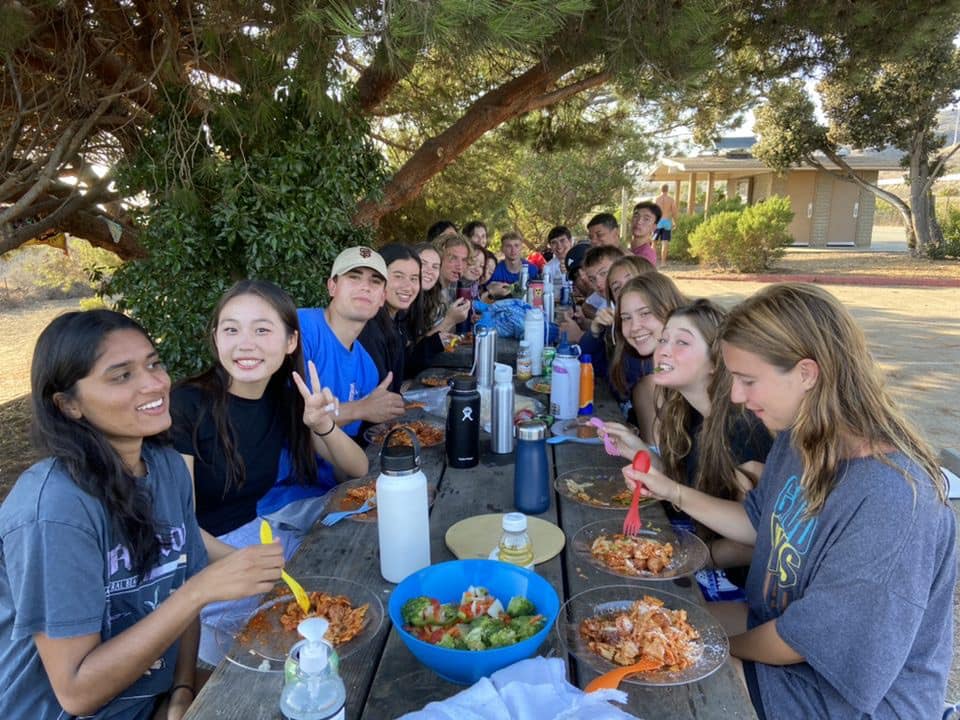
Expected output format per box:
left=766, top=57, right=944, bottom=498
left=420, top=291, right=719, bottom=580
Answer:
left=213, top=576, right=384, bottom=672
left=556, top=585, right=728, bottom=687
left=555, top=467, right=653, bottom=510
left=418, top=370, right=460, bottom=388
left=571, top=518, right=708, bottom=580
left=326, top=475, right=437, bottom=523
left=524, top=377, right=551, bottom=395
left=364, top=418, right=445, bottom=448
left=550, top=417, right=603, bottom=444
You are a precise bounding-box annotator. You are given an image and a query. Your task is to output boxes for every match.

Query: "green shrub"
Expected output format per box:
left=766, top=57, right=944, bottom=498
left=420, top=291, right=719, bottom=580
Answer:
left=108, top=87, right=385, bottom=378
left=705, top=196, right=745, bottom=215
left=688, top=196, right=794, bottom=273
left=669, top=213, right=704, bottom=263
left=929, top=207, right=960, bottom=259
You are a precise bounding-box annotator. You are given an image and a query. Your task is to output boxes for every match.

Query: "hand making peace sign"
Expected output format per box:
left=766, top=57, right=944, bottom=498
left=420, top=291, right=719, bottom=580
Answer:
left=292, top=360, right=339, bottom=436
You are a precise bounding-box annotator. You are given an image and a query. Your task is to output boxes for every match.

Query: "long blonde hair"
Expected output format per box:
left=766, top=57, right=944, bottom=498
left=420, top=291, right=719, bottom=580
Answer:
left=609, top=273, right=688, bottom=394
left=720, top=283, right=945, bottom=513
left=657, top=299, right=763, bottom=499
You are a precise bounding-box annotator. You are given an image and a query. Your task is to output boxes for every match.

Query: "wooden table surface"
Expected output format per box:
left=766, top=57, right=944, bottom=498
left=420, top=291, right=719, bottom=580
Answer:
left=185, top=347, right=756, bottom=720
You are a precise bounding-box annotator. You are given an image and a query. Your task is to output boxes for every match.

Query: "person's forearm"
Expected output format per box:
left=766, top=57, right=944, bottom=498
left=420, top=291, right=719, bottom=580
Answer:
left=42, top=579, right=207, bottom=715
left=201, top=529, right=235, bottom=563
left=336, top=399, right=364, bottom=426
left=674, top=486, right=756, bottom=546
left=729, top=619, right=804, bottom=665
left=169, top=618, right=199, bottom=703
left=314, top=427, right=368, bottom=478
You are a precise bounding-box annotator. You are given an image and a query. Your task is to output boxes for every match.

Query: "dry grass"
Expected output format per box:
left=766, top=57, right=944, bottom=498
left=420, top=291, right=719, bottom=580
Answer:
left=0, top=397, right=36, bottom=500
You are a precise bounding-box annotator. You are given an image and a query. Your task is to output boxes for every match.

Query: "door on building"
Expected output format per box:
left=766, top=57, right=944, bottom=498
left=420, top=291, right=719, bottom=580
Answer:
left=784, top=172, right=816, bottom=245
left=825, top=176, right=861, bottom=245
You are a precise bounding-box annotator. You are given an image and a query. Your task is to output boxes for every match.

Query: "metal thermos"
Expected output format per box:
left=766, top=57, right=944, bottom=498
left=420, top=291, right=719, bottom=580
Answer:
left=491, top=363, right=515, bottom=454
left=446, top=375, right=480, bottom=468
left=519, top=264, right=529, bottom=292
left=542, top=278, right=555, bottom=334
left=473, top=326, right=497, bottom=389
left=514, top=420, right=550, bottom=514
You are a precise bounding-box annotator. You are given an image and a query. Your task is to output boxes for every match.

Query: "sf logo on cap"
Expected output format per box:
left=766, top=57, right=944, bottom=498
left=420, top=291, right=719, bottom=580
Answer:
left=359, top=247, right=372, bottom=258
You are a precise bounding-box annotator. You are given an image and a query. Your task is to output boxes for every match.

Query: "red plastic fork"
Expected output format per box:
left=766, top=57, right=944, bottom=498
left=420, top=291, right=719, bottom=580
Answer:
left=622, top=450, right=651, bottom=535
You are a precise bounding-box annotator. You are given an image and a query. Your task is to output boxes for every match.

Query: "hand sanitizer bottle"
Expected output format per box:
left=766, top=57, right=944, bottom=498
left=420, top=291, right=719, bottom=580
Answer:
left=280, top=618, right=346, bottom=720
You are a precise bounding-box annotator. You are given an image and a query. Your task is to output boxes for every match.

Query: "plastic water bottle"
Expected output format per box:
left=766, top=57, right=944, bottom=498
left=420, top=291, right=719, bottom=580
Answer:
left=280, top=618, right=346, bottom=720
left=524, top=308, right=545, bottom=376
left=549, top=334, right=581, bottom=420
left=376, top=429, right=430, bottom=583
left=491, top=363, right=515, bottom=455
left=578, top=353, right=594, bottom=416
left=497, top=512, right=534, bottom=567
left=514, top=420, right=550, bottom=514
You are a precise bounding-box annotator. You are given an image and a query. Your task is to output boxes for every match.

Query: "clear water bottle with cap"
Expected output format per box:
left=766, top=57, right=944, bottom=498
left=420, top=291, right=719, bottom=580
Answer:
left=523, top=308, right=545, bottom=376
left=514, top=420, right=550, bottom=514
left=497, top=512, right=534, bottom=568
left=376, top=428, right=430, bottom=583
left=491, top=363, right=515, bottom=455
left=280, top=618, right=346, bottom=720
left=446, top=375, right=480, bottom=468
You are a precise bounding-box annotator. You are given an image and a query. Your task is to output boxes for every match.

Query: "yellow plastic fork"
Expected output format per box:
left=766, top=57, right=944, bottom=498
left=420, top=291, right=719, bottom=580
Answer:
left=259, top=520, right=310, bottom=614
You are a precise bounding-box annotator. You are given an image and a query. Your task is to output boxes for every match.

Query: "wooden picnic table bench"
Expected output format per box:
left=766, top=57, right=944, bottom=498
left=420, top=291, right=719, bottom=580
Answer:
left=185, top=339, right=756, bottom=719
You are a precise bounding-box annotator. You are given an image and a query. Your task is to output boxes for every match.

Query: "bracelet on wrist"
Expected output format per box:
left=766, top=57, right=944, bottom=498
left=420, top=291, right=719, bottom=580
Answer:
left=313, top=420, right=336, bottom=438
left=170, top=684, right=195, bottom=699
left=671, top=482, right=683, bottom=512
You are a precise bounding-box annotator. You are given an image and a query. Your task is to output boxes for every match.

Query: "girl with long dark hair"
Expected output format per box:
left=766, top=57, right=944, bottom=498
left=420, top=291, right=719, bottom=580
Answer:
left=0, top=310, right=282, bottom=719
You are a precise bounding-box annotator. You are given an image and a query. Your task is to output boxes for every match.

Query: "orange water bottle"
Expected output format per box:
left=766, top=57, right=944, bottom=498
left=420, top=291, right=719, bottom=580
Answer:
left=578, top=354, right=594, bottom=416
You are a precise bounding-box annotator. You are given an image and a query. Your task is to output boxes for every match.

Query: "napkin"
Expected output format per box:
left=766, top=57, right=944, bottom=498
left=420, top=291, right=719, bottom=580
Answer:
left=397, top=657, right=640, bottom=720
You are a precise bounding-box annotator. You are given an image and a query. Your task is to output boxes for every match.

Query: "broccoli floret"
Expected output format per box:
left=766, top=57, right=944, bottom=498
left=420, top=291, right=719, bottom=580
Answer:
left=510, top=614, right=546, bottom=640
left=487, top=626, right=518, bottom=648
left=506, top=596, right=536, bottom=617
left=437, top=603, right=460, bottom=626
left=468, top=616, right=498, bottom=641
left=464, top=625, right=486, bottom=651
left=436, top=629, right=467, bottom=650
left=401, top=597, right=435, bottom=627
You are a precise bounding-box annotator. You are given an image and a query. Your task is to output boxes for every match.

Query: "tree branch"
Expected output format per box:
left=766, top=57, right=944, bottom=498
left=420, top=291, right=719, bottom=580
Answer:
left=522, top=71, right=612, bottom=114
left=926, top=142, right=960, bottom=193
left=814, top=148, right=912, bottom=221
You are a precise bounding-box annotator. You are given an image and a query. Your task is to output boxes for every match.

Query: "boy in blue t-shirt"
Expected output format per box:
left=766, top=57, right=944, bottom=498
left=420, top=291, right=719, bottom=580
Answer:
left=259, top=246, right=405, bottom=513
left=487, top=230, right=539, bottom=297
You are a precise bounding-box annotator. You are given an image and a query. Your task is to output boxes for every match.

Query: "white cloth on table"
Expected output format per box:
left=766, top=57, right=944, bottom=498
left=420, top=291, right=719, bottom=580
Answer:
left=397, top=657, right=640, bottom=720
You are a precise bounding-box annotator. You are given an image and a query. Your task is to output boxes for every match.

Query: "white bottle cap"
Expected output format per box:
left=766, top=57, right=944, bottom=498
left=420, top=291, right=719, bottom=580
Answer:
left=298, top=617, right=330, bottom=674
left=494, top=363, right=512, bottom=384
left=502, top=512, right=528, bottom=532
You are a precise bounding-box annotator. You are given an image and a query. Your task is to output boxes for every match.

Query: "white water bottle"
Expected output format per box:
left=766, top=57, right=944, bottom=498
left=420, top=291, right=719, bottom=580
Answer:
left=280, top=618, right=346, bottom=720
left=524, top=308, right=545, bottom=376
left=376, top=429, right=430, bottom=583
left=550, top=335, right=581, bottom=420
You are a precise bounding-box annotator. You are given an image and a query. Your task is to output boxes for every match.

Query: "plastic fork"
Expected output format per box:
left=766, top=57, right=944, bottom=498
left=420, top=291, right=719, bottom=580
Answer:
left=320, top=501, right=373, bottom=526
left=259, top=520, right=310, bottom=614
left=622, top=450, right=651, bottom=536
left=585, top=657, right=664, bottom=692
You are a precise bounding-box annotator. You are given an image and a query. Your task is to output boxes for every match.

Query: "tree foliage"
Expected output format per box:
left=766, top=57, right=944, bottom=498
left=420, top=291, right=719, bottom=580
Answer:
left=753, top=25, right=960, bottom=255
left=107, top=89, right=385, bottom=377
left=4, top=0, right=960, bottom=260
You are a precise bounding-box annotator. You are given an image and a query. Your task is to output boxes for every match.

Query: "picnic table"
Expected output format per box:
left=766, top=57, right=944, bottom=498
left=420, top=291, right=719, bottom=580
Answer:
left=184, top=341, right=757, bottom=720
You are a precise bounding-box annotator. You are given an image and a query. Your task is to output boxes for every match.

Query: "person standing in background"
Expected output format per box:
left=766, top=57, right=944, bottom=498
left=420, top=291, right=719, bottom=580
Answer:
left=655, top=184, right=678, bottom=266
left=543, top=225, right=573, bottom=279
left=630, top=201, right=661, bottom=267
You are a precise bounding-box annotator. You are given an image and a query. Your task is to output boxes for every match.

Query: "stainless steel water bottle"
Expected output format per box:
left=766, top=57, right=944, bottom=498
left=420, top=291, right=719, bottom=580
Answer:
left=491, top=363, right=515, bottom=454
left=473, top=326, right=497, bottom=389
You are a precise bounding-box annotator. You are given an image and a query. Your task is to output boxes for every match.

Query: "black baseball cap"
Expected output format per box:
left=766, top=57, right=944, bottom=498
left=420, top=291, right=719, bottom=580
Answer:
left=564, top=241, right=590, bottom=280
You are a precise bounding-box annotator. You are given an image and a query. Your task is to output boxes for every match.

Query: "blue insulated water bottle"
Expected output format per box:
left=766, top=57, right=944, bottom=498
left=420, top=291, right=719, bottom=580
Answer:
left=514, top=420, right=550, bottom=514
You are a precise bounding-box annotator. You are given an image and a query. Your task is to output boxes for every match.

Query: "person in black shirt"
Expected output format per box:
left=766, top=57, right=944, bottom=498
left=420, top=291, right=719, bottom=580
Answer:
left=601, top=299, right=773, bottom=572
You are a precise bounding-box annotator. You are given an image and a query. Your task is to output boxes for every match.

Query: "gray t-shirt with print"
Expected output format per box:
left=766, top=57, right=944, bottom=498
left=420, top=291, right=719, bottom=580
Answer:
left=743, top=432, right=956, bottom=719
left=0, top=443, right=208, bottom=719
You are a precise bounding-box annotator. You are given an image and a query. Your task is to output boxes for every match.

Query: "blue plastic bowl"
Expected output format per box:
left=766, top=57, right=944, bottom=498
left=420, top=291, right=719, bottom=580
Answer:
left=388, top=559, right=561, bottom=684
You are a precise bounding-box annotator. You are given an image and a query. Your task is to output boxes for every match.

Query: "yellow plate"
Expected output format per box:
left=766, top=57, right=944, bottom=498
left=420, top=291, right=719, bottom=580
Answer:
left=444, top=514, right=565, bottom=566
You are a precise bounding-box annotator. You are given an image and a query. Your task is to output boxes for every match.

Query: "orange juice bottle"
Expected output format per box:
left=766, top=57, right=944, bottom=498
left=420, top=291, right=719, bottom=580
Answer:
left=578, top=354, right=594, bottom=416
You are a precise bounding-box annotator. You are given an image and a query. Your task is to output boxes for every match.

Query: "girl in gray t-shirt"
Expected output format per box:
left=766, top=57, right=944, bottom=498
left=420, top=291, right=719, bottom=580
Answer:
left=0, top=310, right=285, bottom=719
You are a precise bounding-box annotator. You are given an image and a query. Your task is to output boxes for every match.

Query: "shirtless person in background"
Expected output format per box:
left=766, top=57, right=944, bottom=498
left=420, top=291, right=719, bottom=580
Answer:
left=654, top=184, right=677, bottom=266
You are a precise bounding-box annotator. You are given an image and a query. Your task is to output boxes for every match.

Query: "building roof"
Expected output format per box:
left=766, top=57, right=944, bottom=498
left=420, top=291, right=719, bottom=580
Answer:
left=650, top=146, right=905, bottom=181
